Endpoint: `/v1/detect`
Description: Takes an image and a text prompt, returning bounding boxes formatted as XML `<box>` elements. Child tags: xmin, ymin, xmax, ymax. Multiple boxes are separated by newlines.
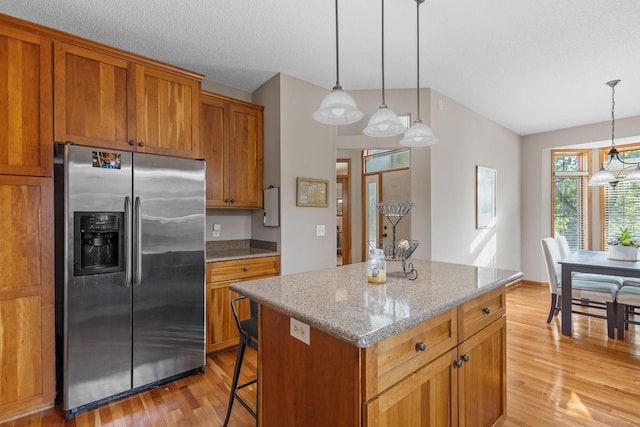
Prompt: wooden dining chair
<box><xmin>541</xmin><ymin>238</ymin><xmax>619</xmax><ymax>338</ymax></box>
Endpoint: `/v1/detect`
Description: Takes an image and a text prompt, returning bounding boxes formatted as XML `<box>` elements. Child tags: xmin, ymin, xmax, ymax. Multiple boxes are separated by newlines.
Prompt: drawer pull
<box><xmin>482</xmin><ymin>307</ymin><xmax>491</xmax><ymax>315</ymax></box>
<box><xmin>454</xmin><ymin>359</ymin><xmax>463</xmax><ymax>368</ymax></box>
<box><xmin>243</xmin><ymin>266</ymin><xmax>249</xmax><ymax>272</ymax></box>
<box><xmin>461</xmin><ymin>353</ymin><xmax>470</xmax><ymax>362</ymax></box>
<box><xmin>415</xmin><ymin>341</ymin><xmax>427</xmax><ymax>352</ymax></box>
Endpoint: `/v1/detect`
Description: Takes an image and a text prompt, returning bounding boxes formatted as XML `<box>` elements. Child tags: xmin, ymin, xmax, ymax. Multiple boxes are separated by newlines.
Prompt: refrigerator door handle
<box><xmin>124</xmin><ymin>197</ymin><xmax>132</xmax><ymax>287</ymax></box>
<box><xmin>134</xmin><ymin>196</ymin><xmax>142</xmax><ymax>285</ymax></box>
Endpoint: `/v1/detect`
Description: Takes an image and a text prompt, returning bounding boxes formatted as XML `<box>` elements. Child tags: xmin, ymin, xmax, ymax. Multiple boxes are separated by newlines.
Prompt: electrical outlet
<box><xmin>212</xmin><ymin>223</ymin><xmax>221</xmax><ymax>237</ymax></box>
<box><xmin>290</xmin><ymin>318</ymin><xmax>310</xmax><ymax>345</ymax></box>
<box><xmin>316</xmin><ymin>224</ymin><xmax>326</xmax><ymax>236</ymax></box>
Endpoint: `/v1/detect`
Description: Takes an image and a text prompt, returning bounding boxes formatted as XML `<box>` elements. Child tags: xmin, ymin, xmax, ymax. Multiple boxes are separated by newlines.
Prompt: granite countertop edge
<box><xmin>231</xmin><ymin>268</ymin><xmax>523</xmax><ymax>348</ymax></box>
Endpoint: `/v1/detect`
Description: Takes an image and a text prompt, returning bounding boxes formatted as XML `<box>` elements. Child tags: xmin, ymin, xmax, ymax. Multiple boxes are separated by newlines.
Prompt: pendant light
<box><xmin>314</xmin><ymin>0</ymin><xmax>363</xmax><ymax>125</ymax></box>
<box><xmin>400</xmin><ymin>0</ymin><xmax>438</xmax><ymax>147</ymax></box>
<box><xmin>588</xmin><ymin>80</ymin><xmax>640</xmax><ymax>187</ymax></box>
<box><xmin>363</xmin><ymin>0</ymin><xmax>406</xmax><ymax>137</ymax></box>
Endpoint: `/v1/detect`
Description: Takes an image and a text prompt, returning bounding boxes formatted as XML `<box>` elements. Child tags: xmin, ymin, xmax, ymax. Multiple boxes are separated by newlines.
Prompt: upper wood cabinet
<box><xmin>54</xmin><ymin>41</ymin><xmax>201</xmax><ymax>159</ymax></box>
<box><xmin>201</xmin><ymin>91</ymin><xmax>264</xmax><ymax>208</ymax></box>
<box><xmin>0</xmin><ymin>26</ymin><xmax>52</xmax><ymax>177</ymax></box>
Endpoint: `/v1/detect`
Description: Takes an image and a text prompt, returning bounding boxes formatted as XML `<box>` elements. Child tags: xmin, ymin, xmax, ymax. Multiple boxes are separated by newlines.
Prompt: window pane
<box><xmin>604</xmin><ymin>181</ymin><xmax>640</xmax><ymax>248</ymax></box>
<box><xmin>552</xmin><ymin>151</ymin><xmax>589</xmax><ymax>251</ymax></box>
<box><xmin>365</xmin><ymin>150</ymin><xmax>410</xmax><ymax>173</ymax></box>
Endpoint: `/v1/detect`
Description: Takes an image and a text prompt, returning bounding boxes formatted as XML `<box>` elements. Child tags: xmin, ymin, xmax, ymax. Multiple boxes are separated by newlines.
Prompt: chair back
<box><xmin>541</xmin><ymin>237</ymin><xmax>562</xmax><ymax>295</ymax></box>
<box><xmin>555</xmin><ymin>234</ymin><xmax>571</xmax><ymax>259</ymax></box>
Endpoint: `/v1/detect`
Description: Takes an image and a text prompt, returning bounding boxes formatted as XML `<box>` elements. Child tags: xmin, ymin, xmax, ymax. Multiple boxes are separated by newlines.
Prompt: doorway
<box><xmin>362</xmin><ymin>149</ymin><xmax>411</xmax><ymax>260</ymax></box>
<box><xmin>337</xmin><ymin>159</ymin><xmax>351</xmax><ymax>265</ymax></box>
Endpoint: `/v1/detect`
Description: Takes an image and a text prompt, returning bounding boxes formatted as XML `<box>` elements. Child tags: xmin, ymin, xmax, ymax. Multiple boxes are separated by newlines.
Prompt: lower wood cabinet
<box><xmin>259</xmin><ymin>286</ymin><xmax>506</xmax><ymax>427</ymax></box>
<box><xmin>0</xmin><ymin>176</ymin><xmax>54</xmax><ymax>421</ymax></box>
<box><xmin>206</xmin><ymin>256</ymin><xmax>279</xmax><ymax>353</ymax></box>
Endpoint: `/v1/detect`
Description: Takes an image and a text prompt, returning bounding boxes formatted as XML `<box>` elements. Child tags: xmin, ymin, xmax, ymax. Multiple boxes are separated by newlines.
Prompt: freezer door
<box><xmin>132</xmin><ymin>153</ymin><xmax>205</xmax><ymax>387</ymax></box>
<box><xmin>63</xmin><ymin>145</ymin><xmax>133</xmax><ymax>410</ymax></box>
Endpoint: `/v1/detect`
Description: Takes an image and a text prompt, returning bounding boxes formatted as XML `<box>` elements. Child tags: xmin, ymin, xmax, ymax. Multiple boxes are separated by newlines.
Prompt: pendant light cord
<box><xmin>334</xmin><ymin>0</ymin><xmax>340</xmax><ymax>87</ymax></box>
<box><xmin>380</xmin><ymin>0</ymin><xmax>387</xmax><ymax>107</ymax></box>
<box><xmin>610</xmin><ymin>80</ymin><xmax>616</xmax><ymax>149</ymax></box>
<box><xmin>415</xmin><ymin>0</ymin><xmax>423</xmax><ymax>122</ymax></box>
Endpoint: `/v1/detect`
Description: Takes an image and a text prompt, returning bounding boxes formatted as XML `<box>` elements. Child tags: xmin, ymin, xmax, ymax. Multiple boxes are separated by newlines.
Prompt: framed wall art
<box><xmin>476</xmin><ymin>166</ymin><xmax>497</xmax><ymax>229</ymax></box>
<box><xmin>296</xmin><ymin>177</ymin><xmax>329</xmax><ymax>207</ymax></box>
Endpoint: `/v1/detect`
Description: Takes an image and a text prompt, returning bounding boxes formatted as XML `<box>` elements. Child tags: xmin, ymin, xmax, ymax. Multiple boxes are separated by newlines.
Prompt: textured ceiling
<box><xmin>2</xmin><ymin>0</ymin><xmax>640</xmax><ymax>136</ymax></box>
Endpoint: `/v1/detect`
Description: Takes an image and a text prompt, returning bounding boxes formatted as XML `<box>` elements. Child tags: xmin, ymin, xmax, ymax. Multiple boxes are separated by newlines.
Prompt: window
<box><xmin>602</xmin><ymin>145</ymin><xmax>640</xmax><ymax>248</ymax></box>
<box><xmin>552</xmin><ymin>151</ymin><xmax>590</xmax><ymax>250</ymax></box>
<box><xmin>364</xmin><ymin>149</ymin><xmax>409</xmax><ymax>173</ymax></box>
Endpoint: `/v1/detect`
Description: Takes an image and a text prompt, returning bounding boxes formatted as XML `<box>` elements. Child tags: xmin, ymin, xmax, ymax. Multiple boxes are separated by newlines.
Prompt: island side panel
<box><xmin>259</xmin><ymin>305</ymin><xmax>362</xmax><ymax>427</ymax></box>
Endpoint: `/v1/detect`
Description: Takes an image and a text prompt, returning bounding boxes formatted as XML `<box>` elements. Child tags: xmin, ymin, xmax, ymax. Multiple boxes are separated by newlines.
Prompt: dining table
<box><xmin>558</xmin><ymin>250</ymin><xmax>640</xmax><ymax>336</ymax></box>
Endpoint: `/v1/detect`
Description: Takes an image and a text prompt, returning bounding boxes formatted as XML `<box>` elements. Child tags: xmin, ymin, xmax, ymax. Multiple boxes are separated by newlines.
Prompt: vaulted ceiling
<box><xmin>3</xmin><ymin>0</ymin><xmax>640</xmax><ymax>136</ymax></box>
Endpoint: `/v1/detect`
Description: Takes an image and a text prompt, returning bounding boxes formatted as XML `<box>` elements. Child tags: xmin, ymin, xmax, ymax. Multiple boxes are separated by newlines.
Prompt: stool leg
<box><xmin>223</xmin><ymin>339</ymin><xmax>248</xmax><ymax>427</ymax></box>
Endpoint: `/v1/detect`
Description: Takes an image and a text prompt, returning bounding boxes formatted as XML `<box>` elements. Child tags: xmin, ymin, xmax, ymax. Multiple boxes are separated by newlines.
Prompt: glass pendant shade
<box><xmin>313</xmin><ymin>85</ymin><xmax>363</xmax><ymax>125</ymax></box>
<box><xmin>623</xmin><ymin>165</ymin><xmax>640</xmax><ymax>183</ymax></box>
<box><xmin>363</xmin><ymin>106</ymin><xmax>406</xmax><ymax>137</ymax></box>
<box><xmin>588</xmin><ymin>164</ymin><xmax>616</xmax><ymax>186</ymax></box>
<box><xmin>400</xmin><ymin>121</ymin><xmax>438</xmax><ymax>147</ymax></box>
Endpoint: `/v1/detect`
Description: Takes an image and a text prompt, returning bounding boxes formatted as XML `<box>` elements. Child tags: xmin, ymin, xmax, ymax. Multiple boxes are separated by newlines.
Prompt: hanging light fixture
<box><xmin>363</xmin><ymin>0</ymin><xmax>406</xmax><ymax>137</ymax></box>
<box><xmin>588</xmin><ymin>79</ymin><xmax>640</xmax><ymax>187</ymax></box>
<box><xmin>400</xmin><ymin>0</ymin><xmax>438</xmax><ymax>147</ymax></box>
<box><xmin>314</xmin><ymin>0</ymin><xmax>363</xmax><ymax>125</ymax></box>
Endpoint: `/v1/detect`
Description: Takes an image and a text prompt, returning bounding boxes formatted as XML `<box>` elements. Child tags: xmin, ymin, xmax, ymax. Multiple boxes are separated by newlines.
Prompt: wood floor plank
<box><xmin>3</xmin><ymin>283</ymin><xmax>640</xmax><ymax>426</ymax></box>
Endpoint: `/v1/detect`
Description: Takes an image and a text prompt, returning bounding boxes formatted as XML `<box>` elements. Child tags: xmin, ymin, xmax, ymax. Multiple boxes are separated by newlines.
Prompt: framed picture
<box><xmin>296</xmin><ymin>177</ymin><xmax>329</xmax><ymax>207</ymax></box>
<box><xmin>476</xmin><ymin>166</ymin><xmax>497</xmax><ymax>229</ymax></box>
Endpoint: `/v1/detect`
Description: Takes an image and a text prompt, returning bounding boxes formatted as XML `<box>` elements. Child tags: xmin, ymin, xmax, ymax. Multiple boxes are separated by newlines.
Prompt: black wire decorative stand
<box><xmin>371</xmin><ymin>201</ymin><xmax>419</xmax><ymax>280</ymax></box>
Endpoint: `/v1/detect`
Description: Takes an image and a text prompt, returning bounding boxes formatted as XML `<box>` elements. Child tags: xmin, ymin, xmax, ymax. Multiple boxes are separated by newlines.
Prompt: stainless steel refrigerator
<box><xmin>54</xmin><ymin>143</ymin><xmax>205</xmax><ymax>418</ymax></box>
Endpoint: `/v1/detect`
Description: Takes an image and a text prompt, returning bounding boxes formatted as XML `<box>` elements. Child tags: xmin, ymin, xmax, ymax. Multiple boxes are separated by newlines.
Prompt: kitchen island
<box><xmin>231</xmin><ymin>259</ymin><xmax>522</xmax><ymax>427</ymax></box>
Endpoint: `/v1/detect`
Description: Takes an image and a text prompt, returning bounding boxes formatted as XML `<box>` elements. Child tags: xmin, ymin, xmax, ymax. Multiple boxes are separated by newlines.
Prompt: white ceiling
<box><xmin>2</xmin><ymin>0</ymin><xmax>640</xmax><ymax>136</ymax></box>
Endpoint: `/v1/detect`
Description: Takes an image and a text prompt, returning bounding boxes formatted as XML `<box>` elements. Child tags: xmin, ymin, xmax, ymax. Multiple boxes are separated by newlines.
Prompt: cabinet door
<box><xmin>135</xmin><ymin>65</ymin><xmax>200</xmax><ymax>159</ymax></box>
<box><xmin>54</xmin><ymin>42</ymin><xmax>133</xmax><ymax>150</ymax></box>
<box><xmin>206</xmin><ymin>281</ymin><xmax>250</xmax><ymax>353</ymax></box>
<box><xmin>364</xmin><ymin>348</ymin><xmax>457</xmax><ymax>427</ymax></box>
<box><xmin>0</xmin><ymin>176</ymin><xmax>54</xmax><ymax>419</ymax></box>
<box><xmin>227</xmin><ymin>103</ymin><xmax>263</xmax><ymax>208</ymax></box>
<box><xmin>457</xmin><ymin>316</ymin><xmax>506</xmax><ymax>427</ymax></box>
<box><xmin>0</xmin><ymin>26</ymin><xmax>52</xmax><ymax>177</ymax></box>
<box><xmin>201</xmin><ymin>95</ymin><xmax>228</xmax><ymax>207</ymax></box>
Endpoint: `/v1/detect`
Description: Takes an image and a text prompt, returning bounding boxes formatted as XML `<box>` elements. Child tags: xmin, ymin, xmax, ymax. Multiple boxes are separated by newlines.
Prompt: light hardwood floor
<box><xmin>3</xmin><ymin>283</ymin><xmax>640</xmax><ymax>426</ymax></box>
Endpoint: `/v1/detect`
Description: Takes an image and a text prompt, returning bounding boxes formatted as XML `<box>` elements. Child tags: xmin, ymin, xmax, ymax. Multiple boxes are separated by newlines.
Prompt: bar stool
<box><xmin>223</xmin><ymin>296</ymin><xmax>258</xmax><ymax>426</ymax></box>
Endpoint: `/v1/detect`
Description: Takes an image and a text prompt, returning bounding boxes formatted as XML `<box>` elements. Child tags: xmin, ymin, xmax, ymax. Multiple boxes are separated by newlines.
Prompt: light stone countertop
<box><xmin>206</xmin><ymin>247</ymin><xmax>278</xmax><ymax>263</ymax></box>
<box><xmin>230</xmin><ymin>259</ymin><xmax>523</xmax><ymax>348</ymax></box>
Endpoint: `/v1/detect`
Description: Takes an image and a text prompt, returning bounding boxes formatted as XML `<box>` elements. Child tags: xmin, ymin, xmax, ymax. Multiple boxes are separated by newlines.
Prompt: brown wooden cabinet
<box><xmin>201</xmin><ymin>91</ymin><xmax>264</xmax><ymax>208</ymax></box>
<box><xmin>206</xmin><ymin>256</ymin><xmax>279</xmax><ymax>353</ymax></box>
<box><xmin>0</xmin><ymin>176</ymin><xmax>54</xmax><ymax>421</ymax></box>
<box><xmin>54</xmin><ymin>41</ymin><xmax>201</xmax><ymax>159</ymax></box>
<box><xmin>0</xmin><ymin>25</ymin><xmax>52</xmax><ymax>177</ymax></box>
<box><xmin>260</xmin><ymin>286</ymin><xmax>507</xmax><ymax>427</ymax></box>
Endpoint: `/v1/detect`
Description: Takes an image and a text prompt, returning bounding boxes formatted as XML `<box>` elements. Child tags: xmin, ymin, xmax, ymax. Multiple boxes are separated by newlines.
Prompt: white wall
<box><xmin>206</xmin><ymin>210</ymin><xmax>252</xmax><ymax>240</ymax></box>
<box><xmin>521</xmin><ymin>115</ymin><xmax>640</xmax><ymax>282</ymax></box>
<box><xmin>430</xmin><ymin>91</ymin><xmax>521</xmax><ymax>271</ymax></box>
<box><xmin>251</xmin><ymin>75</ymin><xmax>282</xmax><ymax>249</ymax></box>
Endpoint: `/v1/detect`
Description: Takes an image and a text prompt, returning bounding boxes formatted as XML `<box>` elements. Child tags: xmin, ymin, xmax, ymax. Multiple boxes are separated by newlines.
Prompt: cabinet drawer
<box><xmin>458</xmin><ymin>286</ymin><xmax>505</xmax><ymax>342</ymax></box>
<box><xmin>364</xmin><ymin>308</ymin><xmax>457</xmax><ymax>400</ymax></box>
<box><xmin>206</xmin><ymin>256</ymin><xmax>279</xmax><ymax>283</ymax></box>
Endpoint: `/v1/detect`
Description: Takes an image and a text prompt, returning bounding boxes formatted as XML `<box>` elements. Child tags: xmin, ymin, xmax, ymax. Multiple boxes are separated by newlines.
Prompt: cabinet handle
<box><xmin>224</xmin><ymin>199</ymin><xmax>230</xmax><ymax>203</ymax></box>
<box><xmin>243</xmin><ymin>266</ymin><xmax>249</xmax><ymax>272</ymax></box>
<box><xmin>128</xmin><ymin>140</ymin><xmax>135</xmax><ymax>146</ymax></box>
<box><xmin>415</xmin><ymin>342</ymin><xmax>427</xmax><ymax>352</ymax></box>
<box><xmin>230</xmin><ymin>199</ymin><xmax>235</xmax><ymax>203</ymax></box>
<box><xmin>453</xmin><ymin>360</ymin><xmax>463</xmax><ymax>368</ymax></box>
<box><xmin>138</xmin><ymin>141</ymin><xmax>145</xmax><ymax>147</ymax></box>
<box><xmin>461</xmin><ymin>353</ymin><xmax>470</xmax><ymax>362</ymax></box>
<box><xmin>482</xmin><ymin>307</ymin><xmax>491</xmax><ymax>315</ymax></box>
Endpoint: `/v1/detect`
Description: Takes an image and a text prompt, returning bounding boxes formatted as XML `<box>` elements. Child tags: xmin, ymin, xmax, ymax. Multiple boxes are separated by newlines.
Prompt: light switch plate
<box><xmin>316</xmin><ymin>224</ymin><xmax>325</xmax><ymax>236</ymax></box>
<box><xmin>290</xmin><ymin>318</ymin><xmax>310</xmax><ymax>345</ymax></box>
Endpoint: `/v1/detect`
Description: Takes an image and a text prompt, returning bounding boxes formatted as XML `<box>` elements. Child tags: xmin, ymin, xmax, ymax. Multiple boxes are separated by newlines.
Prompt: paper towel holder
<box><xmin>263</xmin><ymin>186</ymin><xmax>280</xmax><ymax>227</ymax></box>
